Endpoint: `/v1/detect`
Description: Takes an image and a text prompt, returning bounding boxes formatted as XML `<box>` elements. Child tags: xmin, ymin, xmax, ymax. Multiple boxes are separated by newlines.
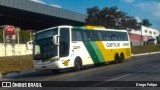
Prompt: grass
<box><xmin>132</xmin><ymin>45</ymin><xmax>160</xmax><ymax>54</ymax></box>
<box><xmin>0</xmin><ymin>55</ymin><xmax>34</xmax><ymax>74</ymax></box>
<box><xmin>0</xmin><ymin>45</ymin><xmax>160</xmax><ymax>74</ymax></box>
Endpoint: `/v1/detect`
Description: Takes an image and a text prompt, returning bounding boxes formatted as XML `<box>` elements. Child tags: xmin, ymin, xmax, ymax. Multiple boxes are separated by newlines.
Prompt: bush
<box><xmin>0</xmin><ymin>29</ymin><xmax>32</xmax><ymax>44</ymax></box>
<box><xmin>19</xmin><ymin>30</ymin><xmax>31</xmax><ymax>44</ymax></box>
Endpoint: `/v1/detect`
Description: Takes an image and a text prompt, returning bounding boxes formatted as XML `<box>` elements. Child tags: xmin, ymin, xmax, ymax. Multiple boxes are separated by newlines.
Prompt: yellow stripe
<box><xmin>85</xmin><ymin>26</ymin><xmax>106</xmax><ymax>30</ymax></box>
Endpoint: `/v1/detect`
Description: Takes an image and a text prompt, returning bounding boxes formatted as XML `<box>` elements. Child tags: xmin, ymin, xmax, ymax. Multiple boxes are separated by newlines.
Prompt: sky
<box><xmin>30</xmin><ymin>0</ymin><xmax>160</xmax><ymax>31</ymax></box>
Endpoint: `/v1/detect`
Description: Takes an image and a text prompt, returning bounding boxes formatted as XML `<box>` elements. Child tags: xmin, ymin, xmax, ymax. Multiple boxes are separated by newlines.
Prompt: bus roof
<box><xmin>36</xmin><ymin>25</ymin><xmax>128</xmax><ymax>33</ymax></box>
<box><xmin>72</xmin><ymin>26</ymin><xmax>128</xmax><ymax>32</ymax></box>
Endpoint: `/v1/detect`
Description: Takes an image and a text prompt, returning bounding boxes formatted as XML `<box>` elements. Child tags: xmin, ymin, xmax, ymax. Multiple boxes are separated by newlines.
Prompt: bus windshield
<box><xmin>33</xmin><ymin>28</ymin><xmax>58</xmax><ymax>61</ymax></box>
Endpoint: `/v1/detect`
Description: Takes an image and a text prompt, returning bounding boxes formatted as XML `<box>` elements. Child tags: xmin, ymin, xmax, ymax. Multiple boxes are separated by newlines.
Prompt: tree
<box><xmin>85</xmin><ymin>6</ymin><xmax>140</xmax><ymax>29</ymax></box>
<box><xmin>141</xmin><ymin>19</ymin><xmax>152</xmax><ymax>27</ymax></box>
<box><xmin>85</xmin><ymin>6</ymin><xmax>100</xmax><ymax>26</ymax></box>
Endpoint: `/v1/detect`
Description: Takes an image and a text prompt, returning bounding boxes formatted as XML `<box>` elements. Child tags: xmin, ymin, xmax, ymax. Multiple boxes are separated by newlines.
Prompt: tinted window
<box><xmin>93</xmin><ymin>31</ymin><xmax>103</xmax><ymax>41</ymax></box>
<box><xmin>116</xmin><ymin>32</ymin><xmax>128</xmax><ymax>41</ymax></box>
<box><xmin>82</xmin><ymin>31</ymin><xmax>88</xmax><ymax>41</ymax></box>
<box><xmin>76</xmin><ymin>31</ymin><xmax>83</xmax><ymax>41</ymax></box>
<box><xmin>102</xmin><ymin>31</ymin><xmax>128</xmax><ymax>41</ymax></box>
<box><xmin>102</xmin><ymin>31</ymin><xmax>111</xmax><ymax>41</ymax></box>
<box><xmin>72</xmin><ymin>31</ymin><xmax>77</xmax><ymax>41</ymax></box>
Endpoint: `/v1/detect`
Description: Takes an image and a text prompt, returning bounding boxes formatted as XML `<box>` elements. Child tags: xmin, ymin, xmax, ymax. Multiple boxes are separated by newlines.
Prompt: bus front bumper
<box><xmin>34</xmin><ymin>61</ymin><xmax>61</xmax><ymax>71</ymax></box>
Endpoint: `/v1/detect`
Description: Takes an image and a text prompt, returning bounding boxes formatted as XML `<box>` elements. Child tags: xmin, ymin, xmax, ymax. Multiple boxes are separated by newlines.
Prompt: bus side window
<box><xmin>111</xmin><ymin>32</ymin><xmax>118</xmax><ymax>41</ymax></box>
<box><xmin>76</xmin><ymin>31</ymin><xmax>83</xmax><ymax>41</ymax></box>
<box><xmin>124</xmin><ymin>32</ymin><xmax>128</xmax><ymax>41</ymax></box>
<box><xmin>82</xmin><ymin>31</ymin><xmax>88</xmax><ymax>41</ymax></box>
<box><xmin>104</xmin><ymin>31</ymin><xmax>111</xmax><ymax>41</ymax></box>
<box><xmin>116</xmin><ymin>33</ymin><xmax>121</xmax><ymax>41</ymax></box>
<box><xmin>72</xmin><ymin>31</ymin><xmax>77</xmax><ymax>41</ymax></box>
<box><xmin>86</xmin><ymin>31</ymin><xmax>94</xmax><ymax>41</ymax></box>
<box><xmin>94</xmin><ymin>31</ymin><xmax>102</xmax><ymax>41</ymax></box>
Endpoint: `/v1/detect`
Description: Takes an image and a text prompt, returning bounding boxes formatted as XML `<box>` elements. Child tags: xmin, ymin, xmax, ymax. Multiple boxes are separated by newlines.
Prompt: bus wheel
<box><xmin>114</xmin><ymin>53</ymin><xmax>120</xmax><ymax>64</ymax></box>
<box><xmin>52</xmin><ymin>69</ymin><xmax>60</xmax><ymax>74</ymax></box>
<box><xmin>74</xmin><ymin>57</ymin><xmax>82</xmax><ymax>71</ymax></box>
<box><xmin>119</xmin><ymin>53</ymin><xmax>125</xmax><ymax>63</ymax></box>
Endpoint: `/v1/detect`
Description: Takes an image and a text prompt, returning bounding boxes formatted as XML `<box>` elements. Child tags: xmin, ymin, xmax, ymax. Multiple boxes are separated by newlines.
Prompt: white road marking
<box><xmin>107</xmin><ymin>74</ymin><xmax>132</xmax><ymax>81</ymax></box>
<box><xmin>92</xmin><ymin>74</ymin><xmax>132</xmax><ymax>86</ymax></box>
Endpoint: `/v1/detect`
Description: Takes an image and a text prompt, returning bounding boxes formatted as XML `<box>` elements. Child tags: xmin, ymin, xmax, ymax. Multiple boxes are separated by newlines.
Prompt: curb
<box><xmin>132</xmin><ymin>51</ymin><xmax>160</xmax><ymax>57</ymax></box>
<box><xmin>1</xmin><ymin>70</ymin><xmax>35</xmax><ymax>79</ymax></box>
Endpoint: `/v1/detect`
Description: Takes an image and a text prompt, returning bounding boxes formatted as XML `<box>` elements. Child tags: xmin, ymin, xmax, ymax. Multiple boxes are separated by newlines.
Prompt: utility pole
<box><xmin>141</xmin><ymin>25</ymin><xmax>143</xmax><ymax>46</ymax></box>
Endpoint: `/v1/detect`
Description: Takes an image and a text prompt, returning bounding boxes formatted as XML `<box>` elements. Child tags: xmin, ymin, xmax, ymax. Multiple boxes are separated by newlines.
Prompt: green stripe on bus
<box><xmin>90</xmin><ymin>42</ymin><xmax>105</xmax><ymax>63</ymax></box>
<box><xmin>73</xmin><ymin>26</ymin><xmax>86</xmax><ymax>30</ymax></box>
<box><xmin>83</xmin><ymin>41</ymin><xmax>100</xmax><ymax>64</ymax></box>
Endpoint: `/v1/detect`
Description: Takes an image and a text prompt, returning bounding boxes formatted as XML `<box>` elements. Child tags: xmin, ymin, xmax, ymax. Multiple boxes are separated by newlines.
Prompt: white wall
<box><xmin>129</xmin><ymin>29</ymin><xmax>141</xmax><ymax>35</ymax></box>
<box><xmin>0</xmin><ymin>43</ymin><xmax>32</xmax><ymax>57</ymax></box>
<box><xmin>141</xmin><ymin>26</ymin><xmax>159</xmax><ymax>37</ymax></box>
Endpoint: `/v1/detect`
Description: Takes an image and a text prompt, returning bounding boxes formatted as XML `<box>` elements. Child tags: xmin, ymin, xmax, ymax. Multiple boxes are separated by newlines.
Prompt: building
<box><xmin>129</xmin><ymin>25</ymin><xmax>160</xmax><ymax>46</ymax></box>
<box><xmin>0</xmin><ymin>0</ymin><xmax>87</xmax><ymax>57</ymax></box>
<box><xmin>0</xmin><ymin>0</ymin><xmax>87</xmax><ymax>30</ymax></box>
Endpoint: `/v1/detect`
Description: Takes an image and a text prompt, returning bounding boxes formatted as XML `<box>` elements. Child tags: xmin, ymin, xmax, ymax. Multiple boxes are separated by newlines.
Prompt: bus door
<box><xmin>59</xmin><ymin>28</ymin><xmax>70</xmax><ymax>57</ymax></box>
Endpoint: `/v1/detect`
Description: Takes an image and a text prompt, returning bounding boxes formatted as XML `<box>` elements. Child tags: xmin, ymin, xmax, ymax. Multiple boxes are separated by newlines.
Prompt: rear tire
<box><xmin>119</xmin><ymin>53</ymin><xmax>125</xmax><ymax>63</ymax></box>
<box><xmin>74</xmin><ymin>57</ymin><xmax>82</xmax><ymax>71</ymax></box>
<box><xmin>114</xmin><ymin>53</ymin><xmax>120</xmax><ymax>64</ymax></box>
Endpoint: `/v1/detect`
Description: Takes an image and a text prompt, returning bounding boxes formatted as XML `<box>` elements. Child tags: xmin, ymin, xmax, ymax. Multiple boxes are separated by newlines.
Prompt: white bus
<box><xmin>33</xmin><ymin>25</ymin><xmax>131</xmax><ymax>72</ymax></box>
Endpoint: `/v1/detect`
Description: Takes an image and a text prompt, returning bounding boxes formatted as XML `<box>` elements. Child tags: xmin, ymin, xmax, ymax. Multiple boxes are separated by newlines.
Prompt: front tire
<box><xmin>74</xmin><ymin>57</ymin><xmax>82</xmax><ymax>71</ymax></box>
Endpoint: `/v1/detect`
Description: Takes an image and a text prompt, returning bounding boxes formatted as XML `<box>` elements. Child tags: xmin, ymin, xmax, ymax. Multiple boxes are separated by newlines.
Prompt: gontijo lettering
<box><xmin>106</xmin><ymin>43</ymin><xmax>120</xmax><ymax>47</ymax></box>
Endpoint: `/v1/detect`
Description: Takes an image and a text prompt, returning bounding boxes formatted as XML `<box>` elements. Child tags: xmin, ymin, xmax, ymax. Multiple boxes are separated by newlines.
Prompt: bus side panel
<box><xmin>102</xmin><ymin>41</ymin><xmax>131</xmax><ymax>61</ymax></box>
<box><xmin>71</xmin><ymin>41</ymin><xmax>94</xmax><ymax>65</ymax></box>
<box><xmin>96</xmin><ymin>41</ymin><xmax>112</xmax><ymax>61</ymax></box>
<box><xmin>82</xmin><ymin>41</ymin><xmax>100</xmax><ymax>64</ymax></box>
<box><xmin>89</xmin><ymin>41</ymin><xmax>105</xmax><ymax>63</ymax></box>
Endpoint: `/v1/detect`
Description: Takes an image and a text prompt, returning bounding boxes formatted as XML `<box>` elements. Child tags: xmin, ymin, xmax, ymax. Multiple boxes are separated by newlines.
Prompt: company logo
<box><xmin>4</xmin><ymin>26</ymin><xmax>16</xmax><ymax>35</ymax></box>
<box><xmin>2</xmin><ymin>82</ymin><xmax>11</xmax><ymax>87</ymax></box>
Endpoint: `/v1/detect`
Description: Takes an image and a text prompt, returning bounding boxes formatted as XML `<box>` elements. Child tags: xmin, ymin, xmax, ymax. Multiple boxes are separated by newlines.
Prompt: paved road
<box><xmin>1</xmin><ymin>53</ymin><xmax>160</xmax><ymax>90</ymax></box>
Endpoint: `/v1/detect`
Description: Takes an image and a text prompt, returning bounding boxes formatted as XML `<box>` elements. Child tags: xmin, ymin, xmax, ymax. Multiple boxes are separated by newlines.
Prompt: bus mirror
<box><xmin>53</xmin><ymin>35</ymin><xmax>60</xmax><ymax>45</ymax></box>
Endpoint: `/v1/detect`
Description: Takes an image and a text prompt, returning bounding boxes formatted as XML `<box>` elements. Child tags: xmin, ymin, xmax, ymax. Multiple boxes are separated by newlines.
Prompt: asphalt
<box><xmin>0</xmin><ymin>53</ymin><xmax>160</xmax><ymax>90</ymax></box>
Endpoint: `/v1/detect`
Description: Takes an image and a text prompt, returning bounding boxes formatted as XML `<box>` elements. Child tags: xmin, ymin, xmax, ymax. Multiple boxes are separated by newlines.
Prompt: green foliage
<box><xmin>86</xmin><ymin>6</ymin><xmax>150</xmax><ymax>30</ymax></box>
<box><xmin>19</xmin><ymin>30</ymin><xmax>30</xmax><ymax>44</ymax></box>
<box><xmin>141</xmin><ymin>19</ymin><xmax>152</xmax><ymax>27</ymax></box>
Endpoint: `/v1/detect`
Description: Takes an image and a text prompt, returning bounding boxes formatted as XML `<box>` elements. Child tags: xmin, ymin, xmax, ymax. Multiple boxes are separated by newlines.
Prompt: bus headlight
<box><xmin>50</xmin><ymin>59</ymin><xmax>59</xmax><ymax>63</ymax></box>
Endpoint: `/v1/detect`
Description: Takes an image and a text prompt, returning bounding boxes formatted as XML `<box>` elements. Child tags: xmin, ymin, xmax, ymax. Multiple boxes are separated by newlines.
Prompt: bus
<box><xmin>33</xmin><ymin>25</ymin><xmax>131</xmax><ymax>72</ymax></box>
